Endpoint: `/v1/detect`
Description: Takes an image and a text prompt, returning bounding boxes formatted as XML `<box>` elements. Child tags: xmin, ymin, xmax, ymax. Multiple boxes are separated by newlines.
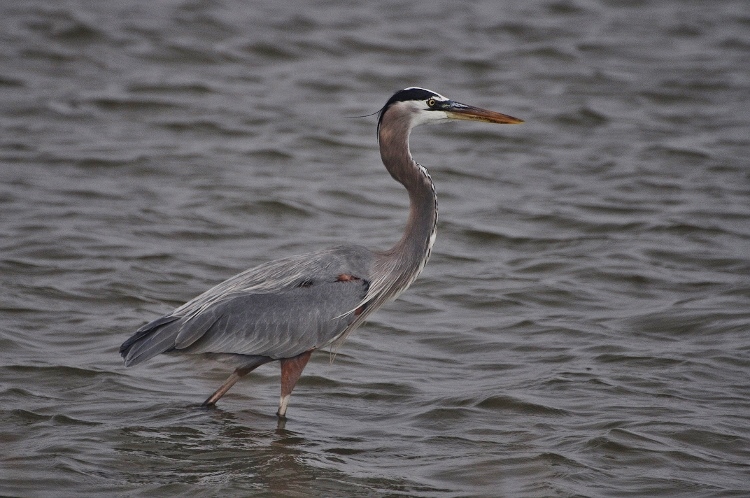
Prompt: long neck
<box><xmin>375</xmin><ymin>109</ymin><xmax>438</xmax><ymax>297</ymax></box>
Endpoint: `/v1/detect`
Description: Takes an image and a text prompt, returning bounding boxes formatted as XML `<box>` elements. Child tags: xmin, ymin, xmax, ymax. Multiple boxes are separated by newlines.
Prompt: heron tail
<box><xmin>119</xmin><ymin>315</ymin><xmax>181</xmax><ymax>367</ymax></box>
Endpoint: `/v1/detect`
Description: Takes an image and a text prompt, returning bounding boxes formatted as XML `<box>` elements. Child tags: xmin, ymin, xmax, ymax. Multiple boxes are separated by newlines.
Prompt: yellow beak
<box><xmin>445</xmin><ymin>102</ymin><xmax>524</xmax><ymax>124</ymax></box>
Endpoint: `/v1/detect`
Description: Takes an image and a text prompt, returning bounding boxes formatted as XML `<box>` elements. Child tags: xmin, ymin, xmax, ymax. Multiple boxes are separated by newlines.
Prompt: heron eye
<box><xmin>427</xmin><ymin>98</ymin><xmax>436</xmax><ymax>108</ymax></box>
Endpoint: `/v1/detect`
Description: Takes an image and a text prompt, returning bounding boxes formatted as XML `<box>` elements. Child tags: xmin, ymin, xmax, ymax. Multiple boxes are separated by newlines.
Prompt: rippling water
<box><xmin>2</xmin><ymin>0</ymin><xmax>749</xmax><ymax>496</ymax></box>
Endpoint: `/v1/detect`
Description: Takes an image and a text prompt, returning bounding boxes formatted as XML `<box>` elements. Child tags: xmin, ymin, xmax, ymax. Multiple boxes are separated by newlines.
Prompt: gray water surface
<box><xmin>2</xmin><ymin>0</ymin><xmax>749</xmax><ymax>496</ymax></box>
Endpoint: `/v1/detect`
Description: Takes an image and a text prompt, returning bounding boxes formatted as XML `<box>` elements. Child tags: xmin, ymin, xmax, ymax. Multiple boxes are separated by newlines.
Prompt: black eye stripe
<box><xmin>377</xmin><ymin>88</ymin><xmax>448</xmax><ymax>130</ymax></box>
<box><xmin>388</xmin><ymin>88</ymin><xmax>437</xmax><ymax>104</ymax></box>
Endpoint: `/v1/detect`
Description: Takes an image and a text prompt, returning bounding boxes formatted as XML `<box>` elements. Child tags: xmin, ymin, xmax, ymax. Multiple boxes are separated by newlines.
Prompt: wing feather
<box><xmin>182</xmin><ymin>278</ymin><xmax>367</xmax><ymax>358</ymax></box>
<box><xmin>120</xmin><ymin>245</ymin><xmax>374</xmax><ymax>366</ymax></box>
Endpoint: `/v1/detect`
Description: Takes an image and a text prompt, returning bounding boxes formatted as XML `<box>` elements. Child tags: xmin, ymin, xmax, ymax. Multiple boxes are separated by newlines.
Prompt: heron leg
<box><xmin>277</xmin><ymin>350</ymin><xmax>313</xmax><ymax>418</ymax></box>
<box><xmin>202</xmin><ymin>357</ymin><xmax>272</xmax><ymax>407</ymax></box>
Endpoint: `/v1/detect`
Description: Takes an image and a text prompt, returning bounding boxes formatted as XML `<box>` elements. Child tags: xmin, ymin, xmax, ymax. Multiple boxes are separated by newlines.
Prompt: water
<box><xmin>1</xmin><ymin>0</ymin><xmax>749</xmax><ymax>495</ymax></box>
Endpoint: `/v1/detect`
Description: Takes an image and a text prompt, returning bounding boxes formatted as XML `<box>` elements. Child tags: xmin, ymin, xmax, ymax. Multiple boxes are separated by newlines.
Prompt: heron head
<box><xmin>377</xmin><ymin>87</ymin><xmax>523</xmax><ymax>133</ymax></box>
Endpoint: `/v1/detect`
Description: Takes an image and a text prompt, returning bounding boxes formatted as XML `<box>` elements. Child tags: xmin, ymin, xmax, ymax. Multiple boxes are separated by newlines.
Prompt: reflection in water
<box><xmin>114</xmin><ymin>406</ymin><xmax>427</xmax><ymax>496</ymax></box>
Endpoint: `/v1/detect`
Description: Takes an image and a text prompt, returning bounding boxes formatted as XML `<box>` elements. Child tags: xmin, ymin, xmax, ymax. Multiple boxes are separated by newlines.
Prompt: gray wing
<box><xmin>121</xmin><ymin>245</ymin><xmax>373</xmax><ymax>366</ymax></box>
<box><xmin>176</xmin><ymin>278</ymin><xmax>368</xmax><ymax>357</ymax></box>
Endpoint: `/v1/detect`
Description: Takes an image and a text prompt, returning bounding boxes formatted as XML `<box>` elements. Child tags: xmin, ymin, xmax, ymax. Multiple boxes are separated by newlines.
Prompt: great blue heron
<box><xmin>120</xmin><ymin>87</ymin><xmax>522</xmax><ymax>417</ymax></box>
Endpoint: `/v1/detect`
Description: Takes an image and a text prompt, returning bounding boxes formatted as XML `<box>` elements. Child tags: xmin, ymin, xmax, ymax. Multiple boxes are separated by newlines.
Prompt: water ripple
<box><xmin>1</xmin><ymin>0</ymin><xmax>749</xmax><ymax>496</ymax></box>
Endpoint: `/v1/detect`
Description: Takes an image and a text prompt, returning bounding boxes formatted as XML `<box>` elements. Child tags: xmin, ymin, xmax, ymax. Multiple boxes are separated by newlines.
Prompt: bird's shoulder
<box><xmin>227</xmin><ymin>244</ymin><xmax>373</xmax><ymax>291</ymax></box>
<box><xmin>174</xmin><ymin>244</ymin><xmax>374</xmax><ymax>315</ymax></box>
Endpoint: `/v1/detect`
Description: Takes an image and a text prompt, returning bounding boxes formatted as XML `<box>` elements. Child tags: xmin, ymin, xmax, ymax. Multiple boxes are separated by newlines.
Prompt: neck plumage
<box><xmin>374</xmin><ymin>109</ymin><xmax>438</xmax><ymax>300</ymax></box>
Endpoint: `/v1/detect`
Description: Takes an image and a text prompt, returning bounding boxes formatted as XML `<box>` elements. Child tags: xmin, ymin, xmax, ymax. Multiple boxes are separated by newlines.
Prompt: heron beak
<box><xmin>445</xmin><ymin>102</ymin><xmax>524</xmax><ymax>124</ymax></box>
